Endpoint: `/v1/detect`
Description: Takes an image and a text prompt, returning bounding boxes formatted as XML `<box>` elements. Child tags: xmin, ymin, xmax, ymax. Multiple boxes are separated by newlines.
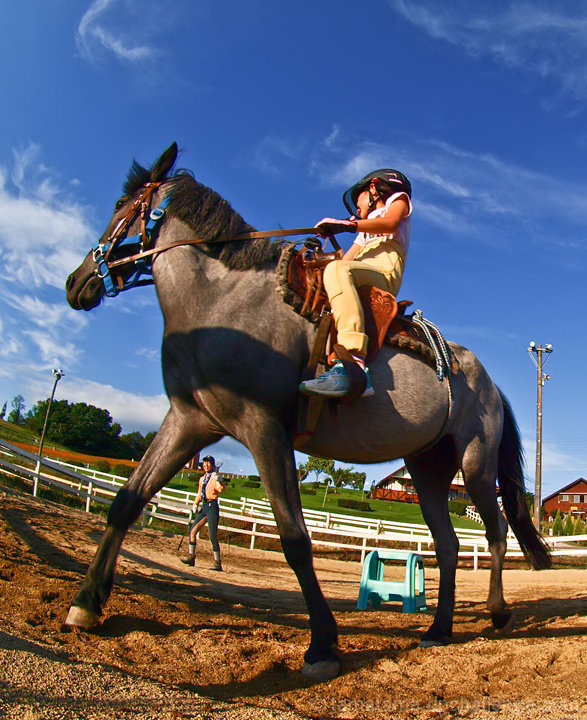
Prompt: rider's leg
<box><xmin>299</xmin><ymin>260</ymin><xmax>394</xmax><ymax>398</ymax></box>
<box><xmin>206</xmin><ymin>502</ymin><xmax>222</xmax><ymax>570</ymax></box>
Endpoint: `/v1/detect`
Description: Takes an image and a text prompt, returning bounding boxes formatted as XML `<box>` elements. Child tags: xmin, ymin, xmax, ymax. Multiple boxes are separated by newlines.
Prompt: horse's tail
<box><xmin>497</xmin><ymin>391</ymin><xmax>551</xmax><ymax>570</ymax></box>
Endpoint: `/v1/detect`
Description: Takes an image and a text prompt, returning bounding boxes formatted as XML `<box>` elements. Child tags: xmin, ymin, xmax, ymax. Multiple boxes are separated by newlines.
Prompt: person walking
<box><xmin>181</xmin><ymin>455</ymin><xmax>226</xmax><ymax>571</ymax></box>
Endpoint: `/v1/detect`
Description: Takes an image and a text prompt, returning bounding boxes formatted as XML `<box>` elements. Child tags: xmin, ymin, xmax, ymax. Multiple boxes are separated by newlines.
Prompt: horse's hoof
<box><xmin>301</xmin><ymin>660</ymin><xmax>340</xmax><ymax>681</ymax></box>
<box><xmin>491</xmin><ymin>610</ymin><xmax>516</xmax><ymax>632</ymax></box>
<box><xmin>418</xmin><ymin>638</ymin><xmax>446</xmax><ymax>648</ymax></box>
<box><xmin>65</xmin><ymin>605</ymin><xmax>99</xmax><ymax>629</ymax></box>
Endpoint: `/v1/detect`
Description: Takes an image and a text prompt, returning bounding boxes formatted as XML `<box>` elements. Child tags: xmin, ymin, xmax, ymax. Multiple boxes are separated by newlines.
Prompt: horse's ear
<box><xmin>151</xmin><ymin>142</ymin><xmax>178</xmax><ymax>183</ymax></box>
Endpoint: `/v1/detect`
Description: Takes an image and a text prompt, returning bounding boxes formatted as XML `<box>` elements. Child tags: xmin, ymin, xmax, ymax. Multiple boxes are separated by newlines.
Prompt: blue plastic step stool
<box><xmin>357</xmin><ymin>550</ymin><xmax>427</xmax><ymax>612</ymax></box>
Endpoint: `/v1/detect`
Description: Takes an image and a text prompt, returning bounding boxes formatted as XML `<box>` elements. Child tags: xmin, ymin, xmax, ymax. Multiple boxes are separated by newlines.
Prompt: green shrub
<box><xmin>300</xmin><ymin>486</ymin><xmax>317</xmax><ymax>495</ymax></box>
<box><xmin>337</xmin><ymin>498</ymin><xmax>371</xmax><ymax>512</ymax></box>
<box><xmin>573</xmin><ymin>516</ymin><xmax>585</xmax><ymax>535</ymax></box>
<box><xmin>95</xmin><ymin>460</ymin><xmax>111</xmax><ymax>474</ymax></box>
<box><xmin>552</xmin><ymin>510</ymin><xmax>563</xmax><ymax>535</ymax></box>
<box><xmin>247</xmin><ymin>475</ymin><xmax>261</xmax><ymax>483</ymax></box>
<box><xmin>113</xmin><ymin>463</ymin><xmax>133</xmax><ymax>478</ymax></box>
<box><xmin>448</xmin><ymin>500</ymin><xmax>468</xmax><ymax>516</ymax></box>
<box><xmin>243</xmin><ymin>480</ymin><xmax>260</xmax><ymax>488</ymax></box>
<box><xmin>563</xmin><ymin>513</ymin><xmax>575</xmax><ymax>536</ymax></box>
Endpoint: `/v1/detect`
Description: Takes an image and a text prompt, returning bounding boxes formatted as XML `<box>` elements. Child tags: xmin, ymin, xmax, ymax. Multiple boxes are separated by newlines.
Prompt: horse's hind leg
<box><xmin>66</xmin><ymin>403</ymin><xmax>221</xmax><ymax>628</ymax></box>
<box><xmin>461</xmin><ymin>440</ymin><xmax>512</xmax><ymax>630</ymax></box>
<box><xmin>405</xmin><ymin>436</ymin><xmax>460</xmax><ymax>646</ymax></box>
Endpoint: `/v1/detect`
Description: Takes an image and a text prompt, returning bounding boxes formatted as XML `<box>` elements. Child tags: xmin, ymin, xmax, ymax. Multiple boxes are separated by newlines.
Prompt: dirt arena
<box><xmin>0</xmin><ymin>486</ymin><xmax>585</xmax><ymax>720</ymax></box>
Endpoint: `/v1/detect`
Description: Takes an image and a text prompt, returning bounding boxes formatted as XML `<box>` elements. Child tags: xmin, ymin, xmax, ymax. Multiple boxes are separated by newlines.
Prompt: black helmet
<box><xmin>202</xmin><ymin>455</ymin><xmax>215</xmax><ymax>467</ymax></box>
<box><xmin>342</xmin><ymin>169</ymin><xmax>411</xmax><ymax>216</ymax></box>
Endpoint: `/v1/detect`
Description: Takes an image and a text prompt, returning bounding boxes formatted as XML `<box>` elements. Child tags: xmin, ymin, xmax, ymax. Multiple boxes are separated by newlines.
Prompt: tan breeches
<box><xmin>323</xmin><ymin>255</ymin><xmax>403</xmax><ymax>356</ymax></box>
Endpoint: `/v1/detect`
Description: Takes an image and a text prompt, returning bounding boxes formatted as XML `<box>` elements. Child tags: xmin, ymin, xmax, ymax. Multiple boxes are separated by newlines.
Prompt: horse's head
<box><xmin>66</xmin><ymin>143</ymin><xmax>179</xmax><ymax>311</ymax></box>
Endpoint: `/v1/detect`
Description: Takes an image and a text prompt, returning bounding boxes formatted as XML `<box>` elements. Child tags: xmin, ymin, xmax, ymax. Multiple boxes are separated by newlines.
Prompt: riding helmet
<box><xmin>202</xmin><ymin>455</ymin><xmax>216</xmax><ymax>467</ymax></box>
<box><xmin>342</xmin><ymin>169</ymin><xmax>412</xmax><ymax>216</ymax></box>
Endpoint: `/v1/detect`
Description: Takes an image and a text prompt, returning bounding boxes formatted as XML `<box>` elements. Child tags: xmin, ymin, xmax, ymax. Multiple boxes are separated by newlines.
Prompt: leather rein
<box><xmin>93</xmin><ymin>181</ymin><xmax>336</xmax><ymax>297</ymax></box>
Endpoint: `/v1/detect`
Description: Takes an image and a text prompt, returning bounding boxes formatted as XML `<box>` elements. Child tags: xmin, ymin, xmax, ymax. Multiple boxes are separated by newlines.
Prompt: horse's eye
<box><xmin>115</xmin><ymin>198</ymin><xmax>127</xmax><ymax>211</ymax></box>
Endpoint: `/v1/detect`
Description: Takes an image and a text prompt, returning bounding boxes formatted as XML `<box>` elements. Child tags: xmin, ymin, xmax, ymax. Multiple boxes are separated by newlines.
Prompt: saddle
<box><xmin>277</xmin><ymin>242</ymin><xmax>458</xmax><ymax>446</ymax></box>
<box><xmin>277</xmin><ymin>242</ymin><xmax>431</xmax><ymax>364</ymax></box>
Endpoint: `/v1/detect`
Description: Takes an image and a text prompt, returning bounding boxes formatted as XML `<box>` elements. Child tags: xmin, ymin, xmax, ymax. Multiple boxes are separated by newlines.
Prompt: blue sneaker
<box><xmin>299</xmin><ymin>362</ymin><xmax>374</xmax><ymax>398</ymax></box>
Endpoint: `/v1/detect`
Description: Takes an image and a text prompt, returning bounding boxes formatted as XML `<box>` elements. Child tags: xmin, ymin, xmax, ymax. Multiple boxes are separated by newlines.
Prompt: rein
<box><xmin>93</xmin><ymin>180</ymin><xmax>335</xmax><ymax>297</ymax></box>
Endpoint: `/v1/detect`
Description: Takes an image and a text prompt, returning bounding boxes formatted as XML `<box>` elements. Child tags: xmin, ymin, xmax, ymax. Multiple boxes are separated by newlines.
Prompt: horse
<box><xmin>65</xmin><ymin>142</ymin><xmax>551</xmax><ymax>681</ymax></box>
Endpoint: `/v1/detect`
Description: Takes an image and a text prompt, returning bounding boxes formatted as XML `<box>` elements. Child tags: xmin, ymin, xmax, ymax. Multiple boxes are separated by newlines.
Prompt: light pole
<box><xmin>527</xmin><ymin>343</ymin><xmax>552</xmax><ymax>531</ymax></box>
<box><xmin>34</xmin><ymin>368</ymin><xmax>64</xmax><ymax>496</ymax></box>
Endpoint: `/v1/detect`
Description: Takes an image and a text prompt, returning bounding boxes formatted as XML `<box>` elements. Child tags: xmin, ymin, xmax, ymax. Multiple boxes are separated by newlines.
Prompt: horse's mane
<box><xmin>124</xmin><ymin>162</ymin><xmax>285</xmax><ymax>271</ymax></box>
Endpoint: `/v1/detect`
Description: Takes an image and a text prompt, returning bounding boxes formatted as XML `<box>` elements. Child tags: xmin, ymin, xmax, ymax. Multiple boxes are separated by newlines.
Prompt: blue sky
<box><xmin>1</xmin><ymin>1</ymin><xmax>586</xmax><ymax>497</ymax></box>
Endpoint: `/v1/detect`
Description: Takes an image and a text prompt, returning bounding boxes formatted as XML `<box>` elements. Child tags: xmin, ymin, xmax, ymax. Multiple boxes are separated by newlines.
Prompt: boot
<box><xmin>181</xmin><ymin>543</ymin><xmax>196</xmax><ymax>566</ymax></box>
<box><xmin>210</xmin><ymin>551</ymin><xmax>222</xmax><ymax>571</ymax></box>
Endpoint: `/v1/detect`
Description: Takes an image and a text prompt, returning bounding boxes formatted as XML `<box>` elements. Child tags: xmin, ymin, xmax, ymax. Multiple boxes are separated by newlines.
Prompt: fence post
<box><xmin>85</xmin><ymin>481</ymin><xmax>92</xmax><ymax>513</ymax></box>
<box><xmin>473</xmin><ymin>544</ymin><xmax>478</xmax><ymax>572</ymax></box>
<box><xmin>250</xmin><ymin>522</ymin><xmax>257</xmax><ymax>550</ymax></box>
<box><xmin>360</xmin><ymin>536</ymin><xmax>367</xmax><ymax>563</ymax></box>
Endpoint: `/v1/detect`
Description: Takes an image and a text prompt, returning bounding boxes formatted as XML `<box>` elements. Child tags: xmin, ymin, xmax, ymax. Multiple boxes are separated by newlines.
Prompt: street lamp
<box><xmin>527</xmin><ymin>344</ymin><xmax>553</xmax><ymax>531</ymax></box>
<box><xmin>34</xmin><ymin>368</ymin><xmax>64</xmax><ymax>496</ymax></box>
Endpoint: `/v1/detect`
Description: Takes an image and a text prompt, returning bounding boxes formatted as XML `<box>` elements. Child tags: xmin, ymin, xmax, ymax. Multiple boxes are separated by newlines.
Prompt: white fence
<box><xmin>1</xmin><ymin>437</ymin><xmax>586</xmax><ymax>571</ymax></box>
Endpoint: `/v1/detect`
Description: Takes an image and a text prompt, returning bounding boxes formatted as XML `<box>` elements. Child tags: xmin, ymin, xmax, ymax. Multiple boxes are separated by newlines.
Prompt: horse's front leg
<box><xmin>65</xmin><ymin>404</ymin><xmax>222</xmax><ymax>628</ymax></box>
<box><xmin>246</xmin><ymin>423</ymin><xmax>339</xmax><ymax>681</ymax></box>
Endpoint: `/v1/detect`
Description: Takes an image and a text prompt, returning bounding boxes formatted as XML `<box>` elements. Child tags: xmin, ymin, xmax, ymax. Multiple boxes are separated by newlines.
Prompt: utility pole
<box><xmin>33</xmin><ymin>368</ymin><xmax>64</xmax><ymax>496</ymax></box>
<box><xmin>527</xmin><ymin>343</ymin><xmax>553</xmax><ymax>532</ymax></box>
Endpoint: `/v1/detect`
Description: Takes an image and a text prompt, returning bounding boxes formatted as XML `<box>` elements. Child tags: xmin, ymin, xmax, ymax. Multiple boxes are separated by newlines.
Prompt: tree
<box><xmin>7</xmin><ymin>395</ymin><xmax>26</xmax><ymax>424</ymax></box>
<box><xmin>328</xmin><ymin>465</ymin><xmax>366</xmax><ymax>492</ymax></box>
<box><xmin>297</xmin><ymin>456</ymin><xmax>334</xmax><ymax>485</ymax></box>
<box><xmin>26</xmin><ymin>398</ymin><xmax>122</xmax><ymax>455</ymax></box>
<box><xmin>0</xmin><ymin>401</ymin><xmax>6</xmax><ymax>420</ymax></box>
<box><xmin>119</xmin><ymin>431</ymin><xmax>148</xmax><ymax>460</ymax></box>
<box><xmin>563</xmin><ymin>512</ymin><xmax>575</xmax><ymax>536</ymax></box>
<box><xmin>573</xmin><ymin>516</ymin><xmax>585</xmax><ymax>536</ymax></box>
<box><xmin>552</xmin><ymin>510</ymin><xmax>563</xmax><ymax>536</ymax></box>
<box><xmin>525</xmin><ymin>491</ymin><xmax>534</xmax><ymax>515</ymax></box>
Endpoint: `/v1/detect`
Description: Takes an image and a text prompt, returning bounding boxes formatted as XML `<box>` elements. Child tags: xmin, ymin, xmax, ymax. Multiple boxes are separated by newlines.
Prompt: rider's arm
<box><xmin>193</xmin><ymin>478</ymin><xmax>203</xmax><ymax>508</ymax></box>
<box><xmin>354</xmin><ymin>195</ymin><xmax>409</xmax><ymax>236</ymax></box>
<box><xmin>211</xmin><ymin>473</ymin><xmax>227</xmax><ymax>494</ymax></box>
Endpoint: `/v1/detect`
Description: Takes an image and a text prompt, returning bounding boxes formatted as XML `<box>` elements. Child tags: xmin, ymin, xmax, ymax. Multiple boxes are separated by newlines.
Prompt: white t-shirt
<box><xmin>353</xmin><ymin>192</ymin><xmax>412</xmax><ymax>256</ymax></box>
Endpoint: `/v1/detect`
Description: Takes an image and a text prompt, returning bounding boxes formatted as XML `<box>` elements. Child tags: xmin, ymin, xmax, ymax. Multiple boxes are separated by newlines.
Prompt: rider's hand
<box><xmin>314</xmin><ymin>218</ymin><xmax>358</xmax><ymax>237</ymax></box>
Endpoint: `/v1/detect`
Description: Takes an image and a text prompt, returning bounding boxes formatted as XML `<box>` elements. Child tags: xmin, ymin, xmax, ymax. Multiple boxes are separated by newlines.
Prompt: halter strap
<box><xmin>106</xmin><ymin>225</ymin><xmax>325</xmax><ymax>270</ymax></box>
<box><xmin>93</xmin><ymin>178</ymin><xmax>340</xmax><ymax>297</ymax></box>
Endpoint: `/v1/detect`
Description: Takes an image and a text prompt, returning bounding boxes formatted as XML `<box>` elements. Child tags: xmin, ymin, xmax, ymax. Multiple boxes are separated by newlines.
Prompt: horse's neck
<box><xmin>153</xmin><ymin>236</ymin><xmax>312</xmax><ymax>350</ymax></box>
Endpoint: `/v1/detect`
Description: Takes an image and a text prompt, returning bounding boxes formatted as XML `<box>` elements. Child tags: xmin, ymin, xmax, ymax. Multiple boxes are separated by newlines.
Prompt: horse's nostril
<box><xmin>66</xmin><ymin>274</ymin><xmax>75</xmax><ymax>291</ymax></box>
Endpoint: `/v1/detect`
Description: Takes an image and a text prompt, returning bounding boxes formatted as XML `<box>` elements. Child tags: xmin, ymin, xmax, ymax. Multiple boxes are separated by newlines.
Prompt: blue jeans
<box><xmin>191</xmin><ymin>500</ymin><xmax>220</xmax><ymax>552</ymax></box>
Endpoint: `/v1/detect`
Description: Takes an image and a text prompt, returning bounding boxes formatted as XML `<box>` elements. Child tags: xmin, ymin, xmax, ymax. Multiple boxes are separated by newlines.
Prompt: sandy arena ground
<box><xmin>0</xmin><ymin>486</ymin><xmax>585</xmax><ymax>720</ymax></box>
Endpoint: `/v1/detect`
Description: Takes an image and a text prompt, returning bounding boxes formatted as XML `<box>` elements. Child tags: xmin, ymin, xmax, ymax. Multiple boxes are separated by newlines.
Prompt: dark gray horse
<box><xmin>65</xmin><ymin>143</ymin><xmax>550</xmax><ymax>681</ymax></box>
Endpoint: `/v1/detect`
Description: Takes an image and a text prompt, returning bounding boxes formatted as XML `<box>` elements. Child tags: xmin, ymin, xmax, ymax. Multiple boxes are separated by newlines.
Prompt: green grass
<box><xmin>0</xmin><ymin>419</ymin><xmax>41</xmax><ymax>446</ymax></box>
<box><xmin>1</xmin><ymin>419</ymin><xmax>481</xmax><ymax>530</ymax></box>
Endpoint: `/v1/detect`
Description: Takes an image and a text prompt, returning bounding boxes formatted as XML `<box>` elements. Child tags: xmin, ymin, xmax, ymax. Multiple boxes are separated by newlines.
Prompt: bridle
<box><xmin>91</xmin><ymin>181</ymin><xmax>339</xmax><ymax>298</ymax></box>
<box><xmin>92</xmin><ymin>182</ymin><xmax>170</xmax><ymax>297</ymax></box>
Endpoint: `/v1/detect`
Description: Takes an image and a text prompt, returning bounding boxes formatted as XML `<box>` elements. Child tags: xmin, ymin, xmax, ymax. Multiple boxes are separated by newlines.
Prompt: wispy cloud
<box><xmin>23</xmin><ymin>330</ymin><xmax>83</xmax><ymax>367</ymax></box>
<box><xmin>3</xmin><ymin>294</ymin><xmax>86</xmax><ymax>334</ymax></box>
<box><xmin>0</xmin><ymin>145</ymin><xmax>95</xmax><ymax>396</ymax></box>
<box><xmin>77</xmin><ymin>0</ymin><xmax>156</xmax><ymax>65</ymax></box>
<box><xmin>250</xmin><ymin>135</ymin><xmax>309</xmax><ymax>177</ymax></box>
<box><xmin>0</xmin><ymin>143</ymin><xmax>93</xmax><ymax>289</ymax></box>
<box><xmin>309</xmin><ymin>128</ymin><xmax>587</xmax><ymax>249</ymax></box>
<box><xmin>57</xmin><ymin>376</ymin><xmax>169</xmax><ymax>433</ymax></box>
<box><xmin>389</xmin><ymin>1</ymin><xmax>587</xmax><ymax>101</ymax></box>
